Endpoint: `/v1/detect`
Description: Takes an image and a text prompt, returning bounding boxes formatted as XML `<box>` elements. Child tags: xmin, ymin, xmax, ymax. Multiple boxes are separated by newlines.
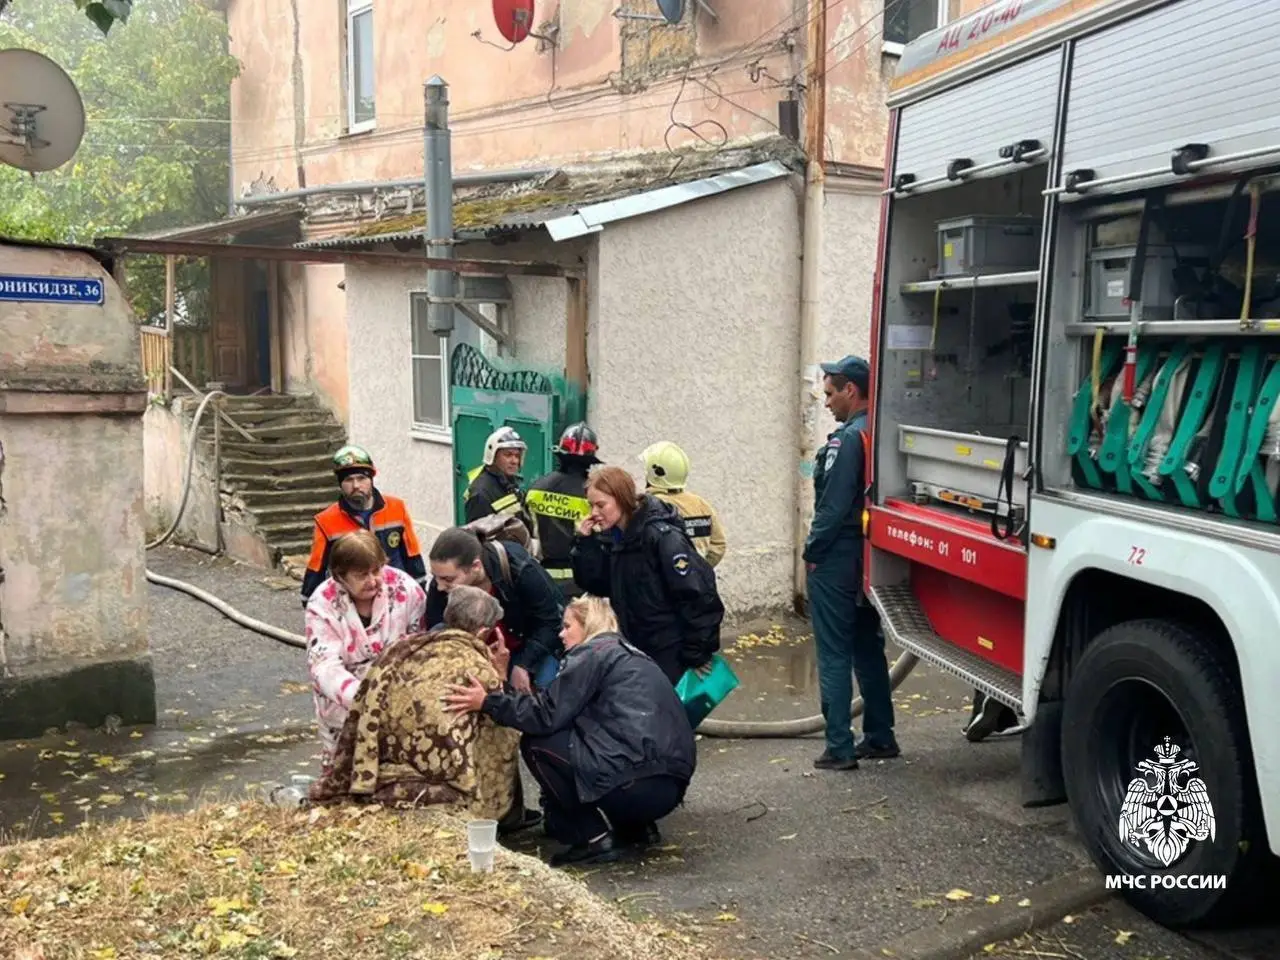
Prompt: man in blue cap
<box><xmin>804</xmin><ymin>354</ymin><xmax>899</xmax><ymax>770</ymax></box>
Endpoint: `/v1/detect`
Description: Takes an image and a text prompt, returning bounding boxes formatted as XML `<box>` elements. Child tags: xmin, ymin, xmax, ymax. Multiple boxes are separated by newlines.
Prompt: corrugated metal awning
<box><xmin>129</xmin><ymin>205</ymin><xmax>305</xmax><ymax>243</ymax></box>
<box><xmin>297</xmin><ymin>159</ymin><xmax>794</xmax><ymax>251</ymax></box>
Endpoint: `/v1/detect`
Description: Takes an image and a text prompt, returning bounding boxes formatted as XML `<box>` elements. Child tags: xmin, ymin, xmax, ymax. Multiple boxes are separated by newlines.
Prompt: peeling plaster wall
<box><xmin>0</xmin><ymin>244</ymin><xmax>152</xmax><ymax>735</ymax></box>
<box><xmin>271</xmin><ymin>262</ymin><xmax>349</xmax><ymax>421</ymax></box>
<box><xmin>343</xmin><ymin>235</ymin><xmax>587</xmax><ymax>552</ymax></box>
<box><xmin>593</xmin><ymin>179</ymin><xmax>803</xmax><ymax>616</ymax></box>
<box><xmin>226</xmin><ymin>0</ymin><xmax>795</xmax><ymax>190</ymax></box>
<box><xmin>225</xmin><ymin>0</ymin><xmax>898</xmax><ymax>428</ymax></box>
<box><xmin>825</xmin><ymin>0</ymin><xmax>902</xmax><ymax>169</ymax></box>
<box><xmin>142</xmin><ymin>401</ymin><xmax>220</xmax><ymax>550</ymax></box>
<box><xmin>0</xmin><ymin>415</ymin><xmax>148</xmax><ymax>671</ymax></box>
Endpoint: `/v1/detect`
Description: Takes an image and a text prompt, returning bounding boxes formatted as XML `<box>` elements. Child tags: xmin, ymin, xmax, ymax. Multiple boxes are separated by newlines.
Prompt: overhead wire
<box><xmin>63</xmin><ymin>4</ymin><xmax>919</xmax><ymax>184</ymax></box>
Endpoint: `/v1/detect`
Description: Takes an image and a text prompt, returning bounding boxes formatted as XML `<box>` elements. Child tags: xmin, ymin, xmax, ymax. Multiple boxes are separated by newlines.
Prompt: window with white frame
<box><xmin>346</xmin><ymin>0</ymin><xmax>375</xmax><ymax>132</ymax></box>
<box><xmin>410</xmin><ymin>296</ymin><xmax>510</xmax><ymax>436</ymax></box>
<box><xmin>883</xmin><ymin>0</ymin><xmax>954</xmax><ymax>54</ymax></box>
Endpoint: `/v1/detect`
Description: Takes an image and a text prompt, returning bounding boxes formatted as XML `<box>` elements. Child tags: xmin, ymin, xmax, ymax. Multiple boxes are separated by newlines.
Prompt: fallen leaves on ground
<box><xmin>0</xmin><ymin>801</ymin><xmax>707</xmax><ymax>960</ymax></box>
<box><xmin>723</xmin><ymin>624</ymin><xmax>807</xmax><ymax>656</ymax></box>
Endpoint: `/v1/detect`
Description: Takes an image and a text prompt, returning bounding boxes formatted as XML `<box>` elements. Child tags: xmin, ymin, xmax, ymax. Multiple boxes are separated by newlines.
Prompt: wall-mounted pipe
<box><xmin>793</xmin><ymin>0</ymin><xmax>827</xmax><ymax>609</ymax></box>
<box><xmin>423</xmin><ymin>76</ymin><xmax>456</xmax><ymax>338</ymax></box>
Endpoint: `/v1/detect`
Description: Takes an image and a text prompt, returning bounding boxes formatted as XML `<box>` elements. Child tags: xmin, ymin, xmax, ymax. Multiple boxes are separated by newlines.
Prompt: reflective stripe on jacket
<box><xmin>526</xmin><ymin>468</ymin><xmax>591</xmax><ymax>572</ymax></box>
<box><xmin>301</xmin><ymin>490</ymin><xmax>427</xmax><ymax>603</ymax></box>
<box><xmin>464</xmin><ymin>467</ymin><xmax>535</xmax><ymax>534</ymax></box>
<box><xmin>651</xmin><ymin>488</ymin><xmax>727</xmax><ymax>568</ymax></box>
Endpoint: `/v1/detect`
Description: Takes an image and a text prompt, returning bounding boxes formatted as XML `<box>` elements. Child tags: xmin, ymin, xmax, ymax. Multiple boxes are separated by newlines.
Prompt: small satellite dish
<box><xmin>0</xmin><ymin>48</ymin><xmax>85</xmax><ymax>173</ymax></box>
<box><xmin>492</xmin><ymin>0</ymin><xmax>536</xmax><ymax>44</ymax></box>
<box><xmin>656</xmin><ymin>0</ymin><xmax>686</xmax><ymax>23</ymax></box>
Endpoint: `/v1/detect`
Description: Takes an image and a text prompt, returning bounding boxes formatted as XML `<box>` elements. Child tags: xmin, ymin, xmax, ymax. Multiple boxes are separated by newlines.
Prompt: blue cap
<box><xmin>820</xmin><ymin>354</ymin><xmax>870</xmax><ymax>392</ymax></box>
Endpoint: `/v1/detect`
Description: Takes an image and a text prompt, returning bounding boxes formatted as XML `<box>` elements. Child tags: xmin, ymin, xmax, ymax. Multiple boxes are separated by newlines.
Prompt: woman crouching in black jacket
<box><xmin>445</xmin><ymin>596</ymin><xmax>696</xmax><ymax>866</ymax></box>
<box><xmin>569</xmin><ymin>464</ymin><xmax>724</xmax><ymax>684</ymax></box>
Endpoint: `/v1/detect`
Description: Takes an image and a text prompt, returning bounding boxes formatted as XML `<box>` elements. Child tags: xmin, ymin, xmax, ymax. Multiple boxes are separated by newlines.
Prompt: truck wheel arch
<box><xmin>1036</xmin><ymin>568</ymin><xmax>1237</xmax><ymax>707</ymax></box>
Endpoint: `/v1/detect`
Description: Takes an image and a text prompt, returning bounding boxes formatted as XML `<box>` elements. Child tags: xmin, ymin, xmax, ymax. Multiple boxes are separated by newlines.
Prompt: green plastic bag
<box><xmin>675</xmin><ymin>654</ymin><xmax>740</xmax><ymax>730</ymax></box>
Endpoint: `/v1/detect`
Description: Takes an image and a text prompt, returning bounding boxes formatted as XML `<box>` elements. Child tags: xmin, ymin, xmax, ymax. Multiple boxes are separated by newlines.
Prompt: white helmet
<box><xmin>483</xmin><ymin>426</ymin><xmax>527</xmax><ymax>466</ymax></box>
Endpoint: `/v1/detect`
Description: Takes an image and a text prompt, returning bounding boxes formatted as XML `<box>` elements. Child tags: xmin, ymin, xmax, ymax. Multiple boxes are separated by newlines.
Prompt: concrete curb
<box><xmin>843</xmin><ymin>868</ymin><xmax>1110</xmax><ymax>960</ymax></box>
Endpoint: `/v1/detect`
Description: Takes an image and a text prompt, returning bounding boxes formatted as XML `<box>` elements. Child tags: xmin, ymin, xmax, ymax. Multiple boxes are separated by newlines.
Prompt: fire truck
<box><xmin>863</xmin><ymin>0</ymin><xmax>1280</xmax><ymax>927</ymax></box>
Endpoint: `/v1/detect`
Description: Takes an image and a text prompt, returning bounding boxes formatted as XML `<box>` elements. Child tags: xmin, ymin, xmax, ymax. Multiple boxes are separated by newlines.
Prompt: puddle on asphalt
<box><xmin>715</xmin><ymin>626</ymin><xmax>974</xmax><ymax>725</ymax></box>
<box><xmin>0</xmin><ymin>722</ymin><xmax>321</xmax><ymax>843</ymax></box>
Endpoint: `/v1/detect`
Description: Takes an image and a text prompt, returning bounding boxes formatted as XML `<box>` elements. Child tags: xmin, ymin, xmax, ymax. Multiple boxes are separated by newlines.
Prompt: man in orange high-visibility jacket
<box><xmin>300</xmin><ymin>445</ymin><xmax>428</xmax><ymax>605</ymax></box>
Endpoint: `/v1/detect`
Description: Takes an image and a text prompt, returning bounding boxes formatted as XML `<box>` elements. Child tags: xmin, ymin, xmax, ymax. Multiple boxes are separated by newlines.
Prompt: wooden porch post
<box><xmin>564</xmin><ymin>274</ymin><xmax>588</xmax><ymax>399</ymax></box>
<box><xmin>164</xmin><ymin>254</ymin><xmax>176</xmax><ymax>400</ymax></box>
<box><xmin>267</xmin><ymin>260</ymin><xmax>283</xmax><ymax>394</ymax></box>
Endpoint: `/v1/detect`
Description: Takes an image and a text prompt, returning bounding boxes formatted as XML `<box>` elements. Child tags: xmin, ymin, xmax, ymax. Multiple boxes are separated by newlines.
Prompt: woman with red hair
<box><xmin>569</xmin><ymin>464</ymin><xmax>723</xmax><ymax>684</ymax></box>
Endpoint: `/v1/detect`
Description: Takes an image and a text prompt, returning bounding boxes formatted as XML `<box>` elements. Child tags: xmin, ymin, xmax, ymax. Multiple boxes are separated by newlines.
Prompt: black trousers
<box><xmin>521</xmin><ymin>730</ymin><xmax>686</xmax><ymax>846</ymax></box>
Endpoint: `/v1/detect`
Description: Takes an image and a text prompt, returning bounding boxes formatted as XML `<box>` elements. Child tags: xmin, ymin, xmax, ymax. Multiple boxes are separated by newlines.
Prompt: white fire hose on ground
<box><xmin>144</xmin><ymin>391</ymin><xmax>918</xmax><ymax>735</ymax></box>
<box><xmin>144</xmin><ymin>390</ymin><xmax>306</xmax><ymax>651</ymax></box>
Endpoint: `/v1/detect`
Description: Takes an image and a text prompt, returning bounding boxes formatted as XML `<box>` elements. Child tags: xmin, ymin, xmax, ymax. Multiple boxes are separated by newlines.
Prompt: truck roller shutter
<box><xmin>893</xmin><ymin>49</ymin><xmax>1061</xmax><ymax>194</ymax></box>
<box><xmin>1058</xmin><ymin>0</ymin><xmax>1280</xmax><ymax>201</ymax></box>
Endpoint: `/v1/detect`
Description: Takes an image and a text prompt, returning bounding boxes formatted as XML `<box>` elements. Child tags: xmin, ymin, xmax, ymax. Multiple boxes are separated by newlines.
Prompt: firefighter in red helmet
<box><xmin>526</xmin><ymin>423</ymin><xmax>601</xmax><ymax>601</ymax></box>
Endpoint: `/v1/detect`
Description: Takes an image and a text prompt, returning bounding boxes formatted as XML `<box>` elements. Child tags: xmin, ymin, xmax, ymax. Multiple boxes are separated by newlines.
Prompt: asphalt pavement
<box><xmin>0</xmin><ymin>545</ymin><xmax>1275</xmax><ymax>960</ymax></box>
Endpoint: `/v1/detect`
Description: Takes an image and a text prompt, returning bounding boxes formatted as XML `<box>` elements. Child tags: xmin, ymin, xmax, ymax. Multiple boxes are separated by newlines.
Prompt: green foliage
<box><xmin>0</xmin><ymin>0</ymin><xmax>240</xmax><ymax>322</ymax></box>
<box><xmin>76</xmin><ymin>0</ymin><xmax>134</xmax><ymax>34</ymax></box>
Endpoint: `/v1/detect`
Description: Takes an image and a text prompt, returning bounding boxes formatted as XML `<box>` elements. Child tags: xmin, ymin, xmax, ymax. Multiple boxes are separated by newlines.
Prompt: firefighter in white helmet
<box><xmin>639</xmin><ymin>441</ymin><xmax>726</xmax><ymax>568</ymax></box>
<box><xmin>465</xmin><ymin>426</ymin><xmax>535</xmax><ymax>536</ymax></box>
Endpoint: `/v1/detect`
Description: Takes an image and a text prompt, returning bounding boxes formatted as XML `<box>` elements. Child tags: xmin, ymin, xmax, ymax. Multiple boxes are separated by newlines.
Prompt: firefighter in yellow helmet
<box><xmin>639</xmin><ymin>441</ymin><xmax>726</xmax><ymax>568</ymax></box>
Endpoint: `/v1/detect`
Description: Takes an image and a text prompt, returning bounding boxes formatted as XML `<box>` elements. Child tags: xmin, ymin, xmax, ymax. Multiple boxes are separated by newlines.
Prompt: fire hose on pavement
<box><xmin>143</xmin><ymin>390</ymin><xmax>306</xmax><ymax>650</ymax></box>
<box><xmin>144</xmin><ymin>390</ymin><xmax>918</xmax><ymax>735</ymax></box>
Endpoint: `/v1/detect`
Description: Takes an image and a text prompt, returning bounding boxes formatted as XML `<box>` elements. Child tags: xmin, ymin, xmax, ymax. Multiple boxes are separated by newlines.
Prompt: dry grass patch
<box><xmin>1</xmin><ymin>801</ymin><xmax>711</xmax><ymax>960</ymax></box>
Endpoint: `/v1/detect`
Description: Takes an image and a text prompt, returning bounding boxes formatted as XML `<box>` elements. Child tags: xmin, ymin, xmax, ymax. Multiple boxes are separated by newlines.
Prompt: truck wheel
<box><xmin>1061</xmin><ymin>618</ymin><xmax>1268</xmax><ymax>928</ymax></box>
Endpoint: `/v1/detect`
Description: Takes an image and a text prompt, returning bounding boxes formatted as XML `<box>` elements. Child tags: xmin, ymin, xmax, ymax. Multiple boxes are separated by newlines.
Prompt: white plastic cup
<box><xmin>467</xmin><ymin>819</ymin><xmax>498</xmax><ymax>873</ymax></box>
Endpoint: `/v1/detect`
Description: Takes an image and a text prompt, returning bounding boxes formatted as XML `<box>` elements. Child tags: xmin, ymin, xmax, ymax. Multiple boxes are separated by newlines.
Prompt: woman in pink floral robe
<box><xmin>305</xmin><ymin>530</ymin><xmax>427</xmax><ymax>767</ymax></box>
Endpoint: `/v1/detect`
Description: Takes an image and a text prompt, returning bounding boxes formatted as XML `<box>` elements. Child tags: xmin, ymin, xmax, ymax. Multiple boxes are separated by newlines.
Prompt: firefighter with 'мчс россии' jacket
<box><xmin>526</xmin><ymin>423</ymin><xmax>602</xmax><ymax>601</ymax></box>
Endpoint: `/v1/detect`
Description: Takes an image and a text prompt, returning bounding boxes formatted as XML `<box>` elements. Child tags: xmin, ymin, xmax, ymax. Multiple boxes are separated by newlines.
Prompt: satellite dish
<box><xmin>656</xmin><ymin>0</ymin><xmax>686</xmax><ymax>23</ymax></box>
<box><xmin>0</xmin><ymin>48</ymin><xmax>85</xmax><ymax>173</ymax></box>
<box><xmin>492</xmin><ymin>0</ymin><xmax>536</xmax><ymax>44</ymax></box>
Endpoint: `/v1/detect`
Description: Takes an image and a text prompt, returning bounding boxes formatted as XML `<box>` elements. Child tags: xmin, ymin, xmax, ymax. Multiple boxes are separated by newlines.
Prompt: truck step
<box><xmin>868</xmin><ymin>582</ymin><xmax>1022</xmax><ymax>709</ymax></box>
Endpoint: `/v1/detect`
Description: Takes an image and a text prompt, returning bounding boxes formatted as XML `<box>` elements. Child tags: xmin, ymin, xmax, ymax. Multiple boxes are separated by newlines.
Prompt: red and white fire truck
<box><xmin>863</xmin><ymin>0</ymin><xmax>1279</xmax><ymax>927</ymax></box>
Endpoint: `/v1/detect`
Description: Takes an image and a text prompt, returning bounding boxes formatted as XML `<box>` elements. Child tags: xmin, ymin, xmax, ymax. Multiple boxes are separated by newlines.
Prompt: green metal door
<box><xmin>451</xmin><ymin>343</ymin><xmax>575</xmax><ymax>525</ymax></box>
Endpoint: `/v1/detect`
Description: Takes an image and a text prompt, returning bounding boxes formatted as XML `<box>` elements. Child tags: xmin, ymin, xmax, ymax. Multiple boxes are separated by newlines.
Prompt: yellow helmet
<box><xmin>640</xmin><ymin>441</ymin><xmax>690</xmax><ymax>492</ymax></box>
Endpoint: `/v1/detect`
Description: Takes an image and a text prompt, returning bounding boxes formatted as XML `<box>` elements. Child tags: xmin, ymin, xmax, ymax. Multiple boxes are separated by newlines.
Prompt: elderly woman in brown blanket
<box><xmin>308</xmin><ymin>585</ymin><xmax>540</xmax><ymax>830</ymax></box>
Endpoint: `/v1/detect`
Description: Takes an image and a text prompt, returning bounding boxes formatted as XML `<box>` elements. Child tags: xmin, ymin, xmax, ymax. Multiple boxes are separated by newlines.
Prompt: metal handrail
<box><xmin>1044</xmin><ymin>143</ymin><xmax>1280</xmax><ymax>197</ymax></box>
<box><xmin>885</xmin><ymin>149</ymin><xmax>1049</xmax><ymax>197</ymax></box>
<box><xmin>168</xmin><ymin>365</ymin><xmax>259</xmax><ymax>443</ymax></box>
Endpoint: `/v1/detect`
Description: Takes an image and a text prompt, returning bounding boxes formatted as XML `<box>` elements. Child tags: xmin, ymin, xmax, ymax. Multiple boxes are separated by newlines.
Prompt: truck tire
<box><xmin>1061</xmin><ymin>618</ymin><xmax>1268</xmax><ymax>928</ymax></box>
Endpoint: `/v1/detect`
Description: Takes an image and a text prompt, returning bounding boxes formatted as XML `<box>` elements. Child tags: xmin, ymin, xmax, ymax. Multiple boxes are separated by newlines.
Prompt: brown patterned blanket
<box><xmin>308</xmin><ymin>627</ymin><xmax>520</xmax><ymax>819</ymax></box>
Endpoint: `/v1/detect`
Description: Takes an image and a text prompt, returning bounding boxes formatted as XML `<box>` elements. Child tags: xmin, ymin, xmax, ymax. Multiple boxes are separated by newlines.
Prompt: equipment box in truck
<box><xmin>861</xmin><ymin>0</ymin><xmax>1280</xmax><ymax>932</ymax></box>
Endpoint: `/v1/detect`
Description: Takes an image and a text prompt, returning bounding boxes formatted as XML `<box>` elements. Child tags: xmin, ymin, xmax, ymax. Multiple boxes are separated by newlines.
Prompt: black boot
<box><xmin>615</xmin><ymin>821</ymin><xmax>662</xmax><ymax>849</ymax></box>
<box><xmin>549</xmin><ymin>832</ymin><xmax>619</xmax><ymax>867</ymax></box>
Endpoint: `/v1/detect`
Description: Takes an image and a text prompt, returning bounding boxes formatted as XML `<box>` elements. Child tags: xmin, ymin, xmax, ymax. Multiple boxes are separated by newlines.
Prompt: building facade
<box><xmin>202</xmin><ymin>0</ymin><xmax>976</xmax><ymax>614</ymax></box>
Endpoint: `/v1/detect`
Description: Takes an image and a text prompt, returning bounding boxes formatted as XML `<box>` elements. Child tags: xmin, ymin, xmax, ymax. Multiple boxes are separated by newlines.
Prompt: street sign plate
<box><xmin>0</xmin><ymin>274</ymin><xmax>105</xmax><ymax>305</ymax></box>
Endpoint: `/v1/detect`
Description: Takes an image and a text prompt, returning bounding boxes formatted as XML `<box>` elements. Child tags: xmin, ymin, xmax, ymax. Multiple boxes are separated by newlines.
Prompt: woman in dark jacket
<box><xmin>568</xmin><ymin>464</ymin><xmax>724</xmax><ymax>684</ymax></box>
<box><xmin>446</xmin><ymin>596</ymin><xmax>696</xmax><ymax>866</ymax></box>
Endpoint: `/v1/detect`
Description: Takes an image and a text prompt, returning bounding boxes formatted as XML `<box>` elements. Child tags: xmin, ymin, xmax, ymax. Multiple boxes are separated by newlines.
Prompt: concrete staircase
<box><xmin>195</xmin><ymin>394</ymin><xmax>346</xmax><ymax>569</ymax></box>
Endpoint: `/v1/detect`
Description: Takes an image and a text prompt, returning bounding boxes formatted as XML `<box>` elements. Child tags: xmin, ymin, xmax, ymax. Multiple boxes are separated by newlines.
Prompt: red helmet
<box><xmin>555</xmin><ymin>422</ymin><xmax>600</xmax><ymax>462</ymax></box>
